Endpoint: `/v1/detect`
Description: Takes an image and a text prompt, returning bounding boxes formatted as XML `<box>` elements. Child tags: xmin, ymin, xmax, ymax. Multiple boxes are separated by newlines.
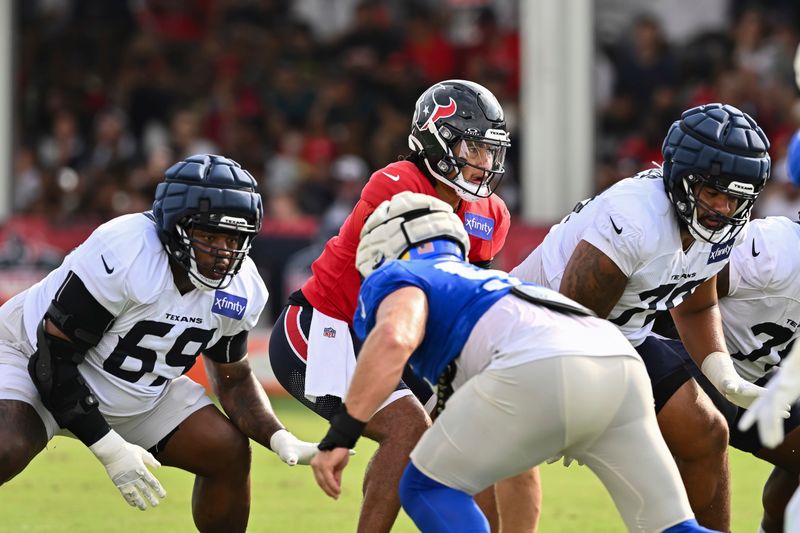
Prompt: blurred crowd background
<box><xmin>7</xmin><ymin>0</ymin><xmax>800</xmax><ymax>320</ymax></box>
<box><xmin>14</xmin><ymin>0</ymin><xmax>521</xmax><ymax>227</ymax></box>
<box><xmin>595</xmin><ymin>0</ymin><xmax>800</xmax><ymax>218</ymax></box>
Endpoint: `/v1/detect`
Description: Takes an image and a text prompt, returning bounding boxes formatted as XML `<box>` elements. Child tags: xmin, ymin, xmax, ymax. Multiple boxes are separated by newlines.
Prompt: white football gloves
<box><xmin>89</xmin><ymin>430</ymin><xmax>166</xmax><ymax>510</ymax></box>
<box><xmin>701</xmin><ymin>351</ymin><xmax>766</xmax><ymax>409</ymax></box>
<box><xmin>270</xmin><ymin>429</ymin><xmax>319</xmax><ymax>466</ymax></box>
<box><xmin>738</xmin><ymin>343</ymin><xmax>800</xmax><ymax>448</ymax></box>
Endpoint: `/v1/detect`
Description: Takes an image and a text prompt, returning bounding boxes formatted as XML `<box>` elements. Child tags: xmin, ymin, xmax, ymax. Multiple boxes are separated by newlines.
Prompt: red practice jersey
<box><xmin>301</xmin><ymin>160</ymin><xmax>510</xmax><ymax>324</ymax></box>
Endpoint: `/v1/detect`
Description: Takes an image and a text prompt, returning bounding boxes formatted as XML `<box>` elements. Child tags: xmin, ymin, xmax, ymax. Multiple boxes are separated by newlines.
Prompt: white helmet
<box><xmin>356</xmin><ymin>192</ymin><xmax>470</xmax><ymax>278</ymax></box>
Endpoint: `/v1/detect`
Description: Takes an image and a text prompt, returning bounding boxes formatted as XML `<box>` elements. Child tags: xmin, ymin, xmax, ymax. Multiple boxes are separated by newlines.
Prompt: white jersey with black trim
<box><xmin>19</xmin><ymin>212</ymin><xmax>267</xmax><ymax>416</ymax></box>
<box><xmin>720</xmin><ymin>216</ymin><xmax>800</xmax><ymax>383</ymax></box>
<box><xmin>511</xmin><ymin>169</ymin><xmax>744</xmax><ymax>347</ymax></box>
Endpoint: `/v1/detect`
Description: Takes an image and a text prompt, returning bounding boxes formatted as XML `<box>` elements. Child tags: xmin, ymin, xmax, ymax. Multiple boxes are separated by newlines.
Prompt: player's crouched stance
<box><xmin>310</xmin><ymin>192</ymin><xmax>717</xmax><ymax>533</ymax></box>
<box><xmin>0</xmin><ymin>154</ymin><xmax>316</xmax><ymax>532</ymax></box>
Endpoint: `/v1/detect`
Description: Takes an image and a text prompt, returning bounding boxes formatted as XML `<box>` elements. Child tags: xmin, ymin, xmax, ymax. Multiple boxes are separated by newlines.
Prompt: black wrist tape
<box><xmin>318</xmin><ymin>404</ymin><xmax>367</xmax><ymax>451</ymax></box>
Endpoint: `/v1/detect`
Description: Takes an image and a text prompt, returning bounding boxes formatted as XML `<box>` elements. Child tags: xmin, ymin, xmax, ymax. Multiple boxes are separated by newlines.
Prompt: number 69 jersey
<box><xmin>18</xmin><ymin>213</ymin><xmax>267</xmax><ymax>417</ymax></box>
<box><xmin>719</xmin><ymin>217</ymin><xmax>800</xmax><ymax>383</ymax></box>
<box><xmin>511</xmin><ymin>170</ymin><xmax>744</xmax><ymax>347</ymax></box>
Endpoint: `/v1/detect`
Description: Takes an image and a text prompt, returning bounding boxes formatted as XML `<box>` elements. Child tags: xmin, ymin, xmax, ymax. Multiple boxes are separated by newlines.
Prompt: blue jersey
<box><xmin>354</xmin><ymin>257</ymin><xmax>520</xmax><ymax>384</ymax></box>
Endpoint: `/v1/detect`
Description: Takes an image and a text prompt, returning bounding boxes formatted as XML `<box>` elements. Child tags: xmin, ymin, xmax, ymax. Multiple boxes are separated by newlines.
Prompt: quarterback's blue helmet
<box><xmin>787</xmin><ymin>129</ymin><xmax>800</xmax><ymax>187</ymax></box>
<box><xmin>661</xmin><ymin>103</ymin><xmax>770</xmax><ymax>244</ymax></box>
<box><xmin>152</xmin><ymin>154</ymin><xmax>263</xmax><ymax>290</ymax></box>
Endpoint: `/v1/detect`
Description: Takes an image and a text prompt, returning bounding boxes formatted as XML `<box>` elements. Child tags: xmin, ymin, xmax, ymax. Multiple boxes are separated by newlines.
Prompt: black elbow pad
<box><xmin>28</xmin><ymin>321</ymin><xmax>109</xmax><ymax>445</ymax></box>
<box><xmin>45</xmin><ymin>271</ymin><xmax>115</xmax><ymax>351</ymax></box>
<box><xmin>204</xmin><ymin>330</ymin><xmax>249</xmax><ymax>364</ymax></box>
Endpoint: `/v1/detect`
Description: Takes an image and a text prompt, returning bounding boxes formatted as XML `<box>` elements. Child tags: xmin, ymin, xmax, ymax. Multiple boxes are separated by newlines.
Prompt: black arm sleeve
<box><xmin>204</xmin><ymin>330</ymin><xmax>249</xmax><ymax>364</ymax></box>
<box><xmin>470</xmin><ymin>259</ymin><xmax>493</xmax><ymax>269</ymax></box>
<box><xmin>47</xmin><ymin>271</ymin><xmax>115</xmax><ymax>350</ymax></box>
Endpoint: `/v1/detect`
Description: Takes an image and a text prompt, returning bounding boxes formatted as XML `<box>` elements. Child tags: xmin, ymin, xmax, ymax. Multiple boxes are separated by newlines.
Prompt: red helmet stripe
<box><xmin>422</xmin><ymin>98</ymin><xmax>457</xmax><ymax>130</ymax></box>
<box><xmin>284</xmin><ymin>305</ymin><xmax>308</xmax><ymax>362</ymax></box>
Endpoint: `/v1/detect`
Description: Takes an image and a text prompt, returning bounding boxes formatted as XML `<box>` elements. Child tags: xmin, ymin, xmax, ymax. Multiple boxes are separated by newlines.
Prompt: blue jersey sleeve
<box><xmin>353</xmin><ymin>262</ymin><xmax>428</xmax><ymax>341</ymax></box>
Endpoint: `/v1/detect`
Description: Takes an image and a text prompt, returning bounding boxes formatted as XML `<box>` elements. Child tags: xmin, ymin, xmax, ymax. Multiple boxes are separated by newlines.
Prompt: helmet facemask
<box><xmin>413</xmin><ymin>124</ymin><xmax>509</xmax><ymax>202</ymax></box>
<box><xmin>672</xmin><ymin>173</ymin><xmax>760</xmax><ymax>244</ymax></box>
<box><xmin>170</xmin><ymin>212</ymin><xmax>258</xmax><ymax>291</ymax></box>
<box><xmin>660</xmin><ymin>104</ymin><xmax>771</xmax><ymax>245</ymax></box>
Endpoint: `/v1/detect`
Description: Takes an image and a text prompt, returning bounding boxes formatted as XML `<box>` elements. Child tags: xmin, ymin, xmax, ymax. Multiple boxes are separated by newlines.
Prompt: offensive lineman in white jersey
<box><xmin>708</xmin><ymin>216</ymin><xmax>800</xmax><ymax>533</ymax></box>
<box><xmin>0</xmin><ymin>154</ymin><xmax>317</xmax><ymax>532</ymax></box>
<box><xmin>729</xmin><ymin>46</ymin><xmax>800</xmax><ymax>533</ymax></box>
<box><xmin>684</xmin><ymin>129</ymin><xmax>800</xmax><ymax>531</ymax></box>
<box><xmin>511</xmin><ymin>103</ymin><xmax>772</xmax><ymax>531</ymax></box>
<box><xmin>645</xmin><ymin>214</ymin><xmax>800</xmax><ymax>531</ymax></box>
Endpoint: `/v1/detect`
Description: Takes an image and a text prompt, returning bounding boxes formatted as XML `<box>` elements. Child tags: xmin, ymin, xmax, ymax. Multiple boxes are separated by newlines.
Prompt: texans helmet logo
<box><xmin>421</xmin><ymin>97</ymin><xmax>457</xmax><ymax>130</ymax></box>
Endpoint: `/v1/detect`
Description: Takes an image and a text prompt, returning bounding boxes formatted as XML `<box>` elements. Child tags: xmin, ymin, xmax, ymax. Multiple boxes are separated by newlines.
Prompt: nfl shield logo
<box><xmin>323</xmin><ymin>327</ymin><xmax>336</xmax><ymax>338</ymax></box>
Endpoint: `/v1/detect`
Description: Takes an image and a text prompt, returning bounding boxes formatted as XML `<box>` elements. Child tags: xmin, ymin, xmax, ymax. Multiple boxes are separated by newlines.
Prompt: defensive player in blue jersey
<box><xmin>310</xmin><ymin>191</ymin><xmax>717</xmax><ymax>533</ymax></box>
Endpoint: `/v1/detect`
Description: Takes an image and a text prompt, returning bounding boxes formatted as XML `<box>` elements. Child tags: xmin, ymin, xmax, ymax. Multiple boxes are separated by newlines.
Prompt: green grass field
<box><xmin>1</xmin><ymin>396</ymin><xmax>773</xmax><ymax>532</ymax></box>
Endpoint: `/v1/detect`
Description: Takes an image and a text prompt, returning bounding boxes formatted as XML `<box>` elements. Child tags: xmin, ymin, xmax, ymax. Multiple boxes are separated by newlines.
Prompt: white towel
<box><xmin>304</xmin><ymin>309</ymin><xmax>357</xmax><ymax>402</ymax></box>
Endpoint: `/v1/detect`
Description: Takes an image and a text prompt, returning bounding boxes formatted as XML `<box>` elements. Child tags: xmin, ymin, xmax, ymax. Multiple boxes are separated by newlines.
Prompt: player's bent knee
<box><xmin>364</xmin><ymin>396</ymin><xmax>430</xmax><ymax>444</ymax></box>
<box><xmin>762</xmin><ymin>467</ymin><xmax>798</xmax><ymax>517</ymax></box>
<box><xmin>671</xmin><ymin>404</ymin><xmax>729</xmax><ymax>461</ymax></box>
<box><xmin>201</xmin><ymin>424</ymin><xmax>251</xmax><ymax>478</ymax></box>
<box><xmin>219</xmin><ymin>428</ymin><xmax>251</xmax><ymax>472</ymax></box>
<box><xmin>399</xmin><ymin>462</ymin><xmax>489</xmax><ymax>533</ymax></box>
<box><xmin>701</xmin><ymin>409</ymin><xmax>729</xmax><ymax>455</ymax></box>
<box><xmin>0</xmin><ymin>432</ymin><xmax>39</xmax><ymax>483</ymax></box>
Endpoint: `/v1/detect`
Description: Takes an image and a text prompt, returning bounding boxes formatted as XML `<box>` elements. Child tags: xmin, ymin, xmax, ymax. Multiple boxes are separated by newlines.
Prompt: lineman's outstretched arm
<box><xmin>204</xmin><ymin>353</ymin><xmax>318</xmax><ymax>466</ymax></box>
<box><xmin>27</xmin><ymin>273</ymin><xmax>164</xmax><ymax>510</ymax></box>
<box><xmin>672</xmin><ymin>275</ymin><xmax>773</xmax><ymax>410</ymax></box>
<box><xmin>671</xmin><ymin>275</ymin><xmax>727</xmax><ymax>367</ymax></box>
<box><xmin>312</xmin><ymin>286</ymin><xmax>428</xmax><ymax>499</ymax></box>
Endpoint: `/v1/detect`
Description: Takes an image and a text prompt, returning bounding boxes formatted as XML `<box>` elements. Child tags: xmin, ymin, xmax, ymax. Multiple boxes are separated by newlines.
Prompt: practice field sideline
<box><xmin>1</xmin><ymin>396</ymin><xmax>772</xmax><ymax>532</ymax></box>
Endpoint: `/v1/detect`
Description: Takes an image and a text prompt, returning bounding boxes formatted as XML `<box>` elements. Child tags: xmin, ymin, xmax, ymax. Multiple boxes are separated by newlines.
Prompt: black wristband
<box><xmin>67</xmin><ymin>401</ymin><xmax>112</xmax><ymax>446</ymax></box>
<box><xmin>318</xmin><ymin>404</ymin><xmax>367</xmax><ymax>451</ymax></box>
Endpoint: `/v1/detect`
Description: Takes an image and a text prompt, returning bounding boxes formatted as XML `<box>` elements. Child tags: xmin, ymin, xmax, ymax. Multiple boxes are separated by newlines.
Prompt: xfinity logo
<box><xmin>165</xmin><ymin>313</ymin><xmax>203</xmax><ymax>324</ymax></box>
<box><xmin>707</xmin><ymin>239</ymin><xmax>735</xmax><ymax>264</ymax></box>
<box><xmin>463</xmin><ymin>212</ymin><xmax>495</xmax><ymax>241</ymax></box>
<box><xmin>212</xmin><ymin>291</ymin><xmax>247</xmax><ymax>320</ymax></box>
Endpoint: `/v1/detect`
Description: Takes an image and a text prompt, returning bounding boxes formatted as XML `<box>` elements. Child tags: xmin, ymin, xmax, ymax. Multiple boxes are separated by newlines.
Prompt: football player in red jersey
<box><xmin>270</xmin><ymin>80</ymin><xmax>540</xmax><ymax>532</ymax></box>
